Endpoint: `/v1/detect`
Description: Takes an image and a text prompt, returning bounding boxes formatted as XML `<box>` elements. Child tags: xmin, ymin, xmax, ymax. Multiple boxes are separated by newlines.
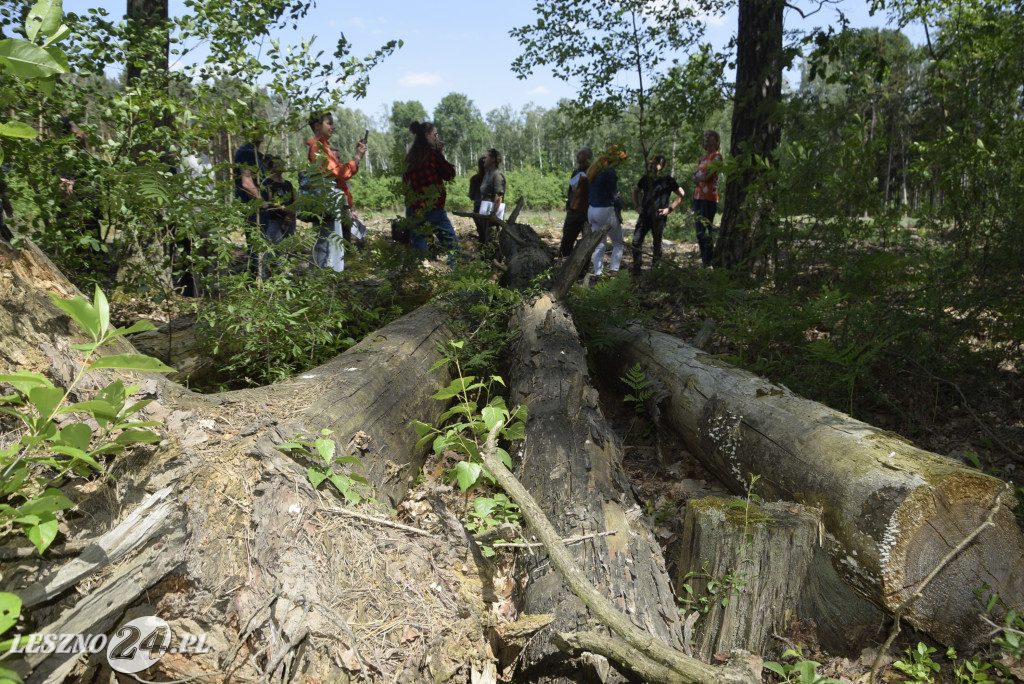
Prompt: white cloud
<box><xmin>350</xmin><ymin>17</ymin><xmax>366</xmax><ymax>28</ymax></box>
<box><xmin>527</xmin><ymin>86</ymin><xmax>549</xmax><ymax>95</ymax></box>
<box><xmin>399</xmin><ymin>72</ymin><xmax>443</xmax><ymax>87</ymax></box>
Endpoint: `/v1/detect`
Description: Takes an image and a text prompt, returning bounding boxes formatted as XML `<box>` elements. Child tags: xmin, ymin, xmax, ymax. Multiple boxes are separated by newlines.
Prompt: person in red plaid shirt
<box><xmin>402</xmin><ymin>121</ymin><xmax>459</xmax><ymax>260</ymax></box>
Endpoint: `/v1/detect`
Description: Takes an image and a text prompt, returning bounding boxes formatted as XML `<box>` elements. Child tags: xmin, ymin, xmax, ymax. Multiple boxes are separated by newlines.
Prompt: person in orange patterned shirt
<box><xmin>692</xmin><ymin>129</ymin><xmax>722</xmax><ymax>266</ymax></box>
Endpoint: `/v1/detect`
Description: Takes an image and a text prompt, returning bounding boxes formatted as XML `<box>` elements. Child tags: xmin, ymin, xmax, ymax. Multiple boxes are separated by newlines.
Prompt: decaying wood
<box><xmin>13</xmin><ymin>504</ymin><xmax>187</xmax><ymax>682</ymax></box>
<box><xmin>597</xmin><ymin>327</ymin><xmax>1024</xmax><ymax>648</ymax></box>
<box><xmin>480</xmin><ymin>424</ymin><xmax>760</xmax><ymax>684</ymax></box>
<box><xmin>504</xmin><ymin>294</ymin><xmax>688</xmax><ymax>682</ymax></box>
<box><xmin>19</xmin><ymin>487</ymin><xmax>178</xmax><ymax>610</ymax></box>
<box><xmin>550</xmin><ymin>224</ymin><xmax>610</xmax><ymax>302</ymax></box>
<box><xmin>496</xmin><ymin>222</ymin><xmax>553</xmax><ymax>291</ymax></box>
<box><xmin>1</xmin><ymin>238</ymin><xmax>493</xmax><ymax>682</ymax></box>
<box><xmin>127</xmin><ymin>313</ymin><xmax>216</xmax><ymax>386</ymax></box>
<box><xmin>677</xmin><ymin>497</ymin><xmax>884</xmax><ymax>659</ymax></box>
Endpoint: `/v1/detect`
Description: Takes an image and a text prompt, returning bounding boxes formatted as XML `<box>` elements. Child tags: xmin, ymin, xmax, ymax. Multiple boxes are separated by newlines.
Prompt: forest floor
<box><xmin>107</xmin><ymin>210</ymin><xmax>1024</xmax><ymax>681</ymax></box>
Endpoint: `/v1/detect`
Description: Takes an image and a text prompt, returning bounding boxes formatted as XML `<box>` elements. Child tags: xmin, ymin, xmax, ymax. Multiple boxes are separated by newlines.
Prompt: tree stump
<box><xmin>677</xmin><ymin>497</ymin><xmax>884</xmax><ymax>659</ymax></box>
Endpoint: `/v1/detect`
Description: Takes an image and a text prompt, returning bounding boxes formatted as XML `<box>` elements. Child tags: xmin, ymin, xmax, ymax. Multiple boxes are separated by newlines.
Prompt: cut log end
<box><xmin>883</xmin><ymin>474</ymin><xmax>1024</xmax><ymax>648</ymax></box>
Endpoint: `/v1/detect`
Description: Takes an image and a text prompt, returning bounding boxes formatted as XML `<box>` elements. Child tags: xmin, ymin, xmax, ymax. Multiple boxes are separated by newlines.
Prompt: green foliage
<box><xmin>677</xmin><ymin>560</ymin><xmax>749</xmax><ymax>620</ymax></box>
<box><xmin>566</xmin><ymin>270</ymin><xmax>643</xmax><ymax>351</ymax></box>
<box><xmin>894</xmin><ymin>642</ymin><xmax>942</xmax><ymax>683</ymax></box>
<box><xmin>0</xmin><ymin>590</ymin><xmax>24</xmax><ymax>683</ymax></box>
<box><xmin>412</xmin><ymin>342</ymin><xmax>527</xmax><ymax>495</ymax></box>
<box><xmin>0</xmin><ymin>0</ymin><xmax>68</xmax><ymax>165</ymax></box>
<box><xmin>195</xmin><ymin>252</ymin><xmax>405</xmax><ymax>387</ymax></box>
<box><xmin>0</xmin><ymin>286</ymin><xmax>172</xmax><ymax>554</ymax></box>
<box><xmin>621</xmin><ymin>363</ymin><xmax>653</xmax><ymax>416</ymax></box>
<box><xmin>466</xmin><ymin>492</ymin><xmax>521</xmax><ymax>557</ymax></box>
<box><xmin>436</xmin><ymin>268</ymin><xmax>523</xmax><ymax>380</ymax></box>
<box><xmin>277</xmin><ymin>429</ymin><xmax>373</xmax><ymax>505</ymax></box>
<box><xmin>511</xmin><ymin>0</ymin><xmax>704</xmax><ymax>159</ymax></box>
<box><xmin>763</xmin><ymin>649</ymin><xmax>843</xmax><ymax>684</ymax></box>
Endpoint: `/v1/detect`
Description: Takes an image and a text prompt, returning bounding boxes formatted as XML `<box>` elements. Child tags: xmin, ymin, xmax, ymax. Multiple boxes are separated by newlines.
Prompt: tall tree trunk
<box><xmin>716</xmin><ymin>0</ymin><xmax>784</xmax><ymax>271</ymax></box>
<box><xmin>126</xmin><ymin>0</ymin><xmax>169</xmax><ymax>87</ymax></box>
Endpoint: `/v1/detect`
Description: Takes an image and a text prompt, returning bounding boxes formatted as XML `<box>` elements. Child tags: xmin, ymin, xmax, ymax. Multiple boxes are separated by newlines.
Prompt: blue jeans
<box><xmin>406</xmin><ymin>207</ymin><xmax>459</xmax><ymax>262</ymax></box>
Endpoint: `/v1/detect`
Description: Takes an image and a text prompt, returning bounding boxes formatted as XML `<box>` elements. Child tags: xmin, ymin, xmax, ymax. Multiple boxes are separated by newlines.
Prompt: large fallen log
<box><xmin>1</xmin><ymin>238</ymin><xmax>493</xmax><ymax>682</ymax></box>
<box><xmin>596</xmin><ymin>327</ymin><xmax>1024</xmax><ymax>649</ymax></box>
<box><xmin>507</xmin><ymin>295</ymin><xmax>687</xmax><ymax>681</ymax></box>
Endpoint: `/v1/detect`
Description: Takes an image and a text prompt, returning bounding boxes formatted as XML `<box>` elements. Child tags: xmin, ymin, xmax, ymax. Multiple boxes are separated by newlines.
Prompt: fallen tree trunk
<box><xmin>2</xmin><ymin>238</ymin><xmax>494</xmax><ymax>682</ymax></box>
<box><xmin>506</xmin><ymin>295</ymin><xmax>687</xmax><ymax>682</ymax></box>
<box><xmin>596</xmin><ymin>327</ymin><xmax>1024</xmax><ymax>649</ymax></box>
<box><xmin>480</xmin><ymin>426</ymin><xmax>760</xmax><ymax>684</ymax></box>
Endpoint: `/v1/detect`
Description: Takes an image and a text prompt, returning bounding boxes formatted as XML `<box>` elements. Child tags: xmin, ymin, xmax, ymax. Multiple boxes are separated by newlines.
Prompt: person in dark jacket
<box><xmin>402</xmin><ymin>121</ymin><xmax>459</xmax><ymax>261</ymax></box>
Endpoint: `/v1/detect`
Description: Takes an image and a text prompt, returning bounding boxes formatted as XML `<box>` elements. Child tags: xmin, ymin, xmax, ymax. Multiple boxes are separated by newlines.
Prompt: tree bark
<box><xmin>507</xmin><ymin>295</ymin><xmax>686</xmax><ymax>682</ymax></box>
<box><xmin>717</xmin><ymin>0</ymin><xmax>785</xmax><ymax>270</ymax></box>
<box><xmin>1</xmin><ymin>239</ymin><xmax>499</xmax><ymax>683</ymax></box>
<box><xmin>677</xmin><ymin>497</ymin><xmax>884</xmax><ymax>659</ymax></box>
<box><xmin>596</xmin><ymin>327</ymin><xmax>1024</xmax><ymax>649</ymax></box>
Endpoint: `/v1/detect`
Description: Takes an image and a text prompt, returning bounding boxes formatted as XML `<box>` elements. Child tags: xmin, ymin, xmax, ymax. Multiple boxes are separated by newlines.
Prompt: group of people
<box><xmin>559</xmin><ymin>129</ymin><xmax>723</xmax><ymax>279</ymax></box>
<box><xmin>231</xmin><ymin>112</ymin><xmax>722</xmax><ymax>280</ymax></box>
<box><xmin>233</xmin><ymin>111</ymin><xmax>368</xmax><ymax>277</ymax></box>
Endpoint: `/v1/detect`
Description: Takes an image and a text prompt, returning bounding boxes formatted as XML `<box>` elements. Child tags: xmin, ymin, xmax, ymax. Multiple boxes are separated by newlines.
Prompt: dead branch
<box><xmin>550</xmin><ymin>223</ymin><xmax>610</xmax><ymax>301</ymax></box>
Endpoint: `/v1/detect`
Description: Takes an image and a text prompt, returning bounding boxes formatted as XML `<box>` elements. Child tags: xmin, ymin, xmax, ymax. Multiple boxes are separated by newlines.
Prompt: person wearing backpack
<box><xmin>304</xmin><ymin>111</ymin><xmax>366</xmax><ymax>271</ymax></box>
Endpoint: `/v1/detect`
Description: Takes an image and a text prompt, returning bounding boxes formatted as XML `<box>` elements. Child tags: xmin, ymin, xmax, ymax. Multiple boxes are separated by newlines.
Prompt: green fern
<box><xmin>621</xmin><ymin>363</ymin><xmax>653</xmax><ymax>415</ymax></box>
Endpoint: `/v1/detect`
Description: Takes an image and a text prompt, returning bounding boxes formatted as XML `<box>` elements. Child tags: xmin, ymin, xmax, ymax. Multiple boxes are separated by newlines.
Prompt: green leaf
<box><xmin>112</xmin><ymin>429</ymin><xmax>161</xmax><ymax>445</ymax></box>
<box><xmin>57</xmin><ymin>399</ymin><xmax>120</xmax><ymax>418</ymax></box>
<box><xmin>0</xmin><ymin>372</ymin><xmax>54</xmax><ymax>393</ymax></box>
<box><xmin>43</xmin><ymin>23</ymin><xmax>70</xmax><ymax>47</ymax></box>
<box><xmin>0</xmin><ymin>121</ymin><xmax>37</xmax><ymax>139</ymax></box>
<box><xmin>763</xmin><ymin>662</ymin><xmax>788</xmax><ymax>677</ymax></box>
<box><xmin>88</xmin><ymin>354</ymin><xmax>175</xmax><ymax>372</ymax></box>
<box><xmin>92</xmin><ymin>286</ymin><xmax>109</xmax><ymax>341</ymax></box>
<box><xmin>503</xmin><ymin>422</ymin><xmax>526</xmax><ymax>441</ymax></box>
<box><xmin>481</xmin><ymin>405</ymin><xmax>506</xmax><ymax>432</ymax></box>
<box><xmin>24</xmin><ymin>514</ymin><xmax>59</xmax><ymax>554</ymax></box>
<box><xmin>0</xmin><ymin>38</ymin><xmax>65</xmax><ymax>79</ymax></box>
<box><xmin>28</xmin><ymin>386</ymin><xmax>65</xmax><ymax>420</ymax></box>
<box><xmin>329</xmin><ymin>474</ymin><xmax>350</xmax><ymax>493</ymax></box>
<box><xmin>335</xmin><ymin>455</ymin><xmax>361</xmax><ymax>466</ymax></box>
<box><xmin>53</xmin><ymin>422</ymin><xmax>91</xmax><ymax>451</ymax></box>
<box><xmin>454</xmin><ymin>461</ymin><xmax>482</xmax><ymax>492</ymax></box>
<box><xmin>307</xmin><ymin>467</ymin><xmax>327</xmax><ymax>489</ymax></box>
<box><xmin>314</xmin><ymin>437</ymin><xmax>335</xmax><ymax>464</ymax></box>
<box><xmin>0</xmin><ymin>591</ymin><xmax>21</xmax><ymax>634</ymax></box>
<box><xmin>16</xmin><ymin>489</ymin><xmax>73</xmax><ymax>517</ymax></box>
<box><xmin>495</xmin><ymin>448</ymin><xmax>512</xmax><ymax>468</ymax></box>
<box><xmin>412</xmin><ymin>421</ymin><xmax>433</xmax><ymax>438</ymax></box>
<box><xmin>793</xmin><ymin>661</ymin><xmax>822</xmax><ymax>681</ymax></box>
<box><xmin>113</xmin><ymin>320</ymin><xmax>157</xmax><ymax>336</ymax></box>
<box><xmin>25</xmin><ymin>0</ymin><xmax>63</xmax><ymax>43</ymax></box>
<box><xmin>49</xmin><ymin>292</ymin><xmax>100</xmax><ymax>339</ymax></box>
<box><xmin>415</xmin><ymin>432</ymin><xmax>435</xmax><ymax>453</ymax></box>
<box><xmin>473</xmin><ymin>497</ymin><xmax>497</xmax><ymax>517</ymax></box>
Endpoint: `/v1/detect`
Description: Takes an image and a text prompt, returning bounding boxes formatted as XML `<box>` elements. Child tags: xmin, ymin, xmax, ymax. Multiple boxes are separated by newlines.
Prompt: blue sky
<box><xmin>60</xmin><ymin>1</ymin><xmax>924</xmax><ymax>123</ymax></box>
